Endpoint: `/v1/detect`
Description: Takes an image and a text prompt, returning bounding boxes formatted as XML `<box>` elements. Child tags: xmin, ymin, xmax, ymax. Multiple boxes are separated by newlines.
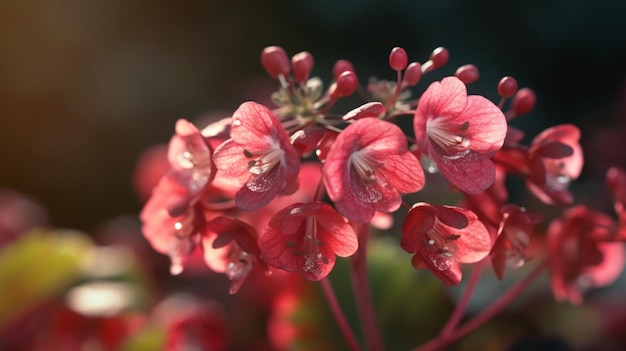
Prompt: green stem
<box><xmin>350</xmin><ymin>223</ymin><xmax>385</xmax><ymax>351</ymax></box>
<box><xmin>320</xmin><ymin>277</ymin><xmax>362</xmax><ymax>351</ymax></box>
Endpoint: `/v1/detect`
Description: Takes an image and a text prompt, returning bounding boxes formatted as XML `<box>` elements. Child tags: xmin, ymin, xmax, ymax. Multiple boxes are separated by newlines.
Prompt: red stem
<box><xmin>350</xmin><ymin>223</ymin><xmax>385</xmax><ymax>351</ymax></box>
<box><xmin>320</xmin><ymin>277</ymin><xmax>362</xmax><ymax>351</ymax></box>
<box><xmin>384</xmin><ymin>70</ymin><xmax>403</xmax><ymax>111</ymax></box>
<box><xmin>439</xmin><ymin>260</ymin><xmax>485</xmax><ymax>338</ymax></box>
<box><xmin>413</xmin><ymin>259</ymin><xmax>548</xmax><ymax>351</ymax></box>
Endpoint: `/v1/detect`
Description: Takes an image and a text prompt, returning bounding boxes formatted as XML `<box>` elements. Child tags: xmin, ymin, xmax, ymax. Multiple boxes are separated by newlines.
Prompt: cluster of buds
<box><xmin>139</xmin><ymin>45</ymin><xmax>626</xmax><ymax>309</ymax></box>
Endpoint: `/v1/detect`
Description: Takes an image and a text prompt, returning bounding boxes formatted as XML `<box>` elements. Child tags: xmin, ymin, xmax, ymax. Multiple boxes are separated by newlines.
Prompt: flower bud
<box><xmin>455</xmin><ymin>64</ymin><xmax>479</xmax><ymax>84</ymax></box>
<box><xmin>498</xmin><ymin>76</ymin><xmax>518</xmax><ymax>98</ymax></box>
<box><xmin>332</xmin><ymin>59</ymin><xmax>355</xmax><ymax>80</ymax></box>
<box><xmin>511</xmin><ymin>88</ymin><xmax>536</xmax><ymax>116</ymax></box>
<box><xmin>332</xmin><ymin>71</ymin><xmax>358</xmax><ymax>98</ymax></box>
<box><xmin>389</xmin><ymin>47</ymin><xmax>408</xmax><ymax>71</ymax></box>
<box><xmin>402</xmin><ymin>62</ymin><xmax>422</xmax><ymax>86</ymax></box>
<box><xmin>430</xmin><ymin>47</ymin><xmax>449</xmax><ymax>69</ymax></box>
<box><xmin>261</xmin><ymin>46</ymin><xmax>290</xmax><ymax>78</ymax></box>
<box><xmin>291</xmin><ymin>51</ymin><xmax>314</xmax><ymax>84</ymax></box>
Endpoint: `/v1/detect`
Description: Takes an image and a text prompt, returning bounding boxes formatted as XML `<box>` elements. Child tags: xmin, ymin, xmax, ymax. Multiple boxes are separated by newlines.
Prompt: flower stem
<box><xmin>439</xmin><ymin>259</ymin><xmax>485</xmax><ymax>338</ymax></box>
<box><xmin>350</xmin><ymin>223</ymin><xmax>385</xmax><ymax>351</ymax></box>
<box><xmin>413</xmin><ymin>259</ymin><xmax>548</xmax><ymax>351</ymax></box>
<box><xmin>320</xmin><ymin>278</ymin><xmax>362</xmax><ymax>351</ymax></box>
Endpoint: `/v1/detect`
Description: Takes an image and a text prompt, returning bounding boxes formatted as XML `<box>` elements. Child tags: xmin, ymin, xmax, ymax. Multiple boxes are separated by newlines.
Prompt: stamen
<box><xmin>350</xmin><ymin>150</ymin><xmax>383</xmax><ymax>183</ymax></box>
<box><xmin>244</xmin><ymin>146</ymin><xmax>284</xmax><ymax>176</ymax></box>
<box><xmin>426</xmin><ymin>118</ymin><xmax>471</xmax><ymax>158</ymax></box>
<box><xmin>424</xmin><ymin>218</ymin><xmax>460</xmax><ymax>262</ymax></box>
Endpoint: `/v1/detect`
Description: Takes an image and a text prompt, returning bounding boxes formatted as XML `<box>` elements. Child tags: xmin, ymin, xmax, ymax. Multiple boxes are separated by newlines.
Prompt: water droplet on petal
<box><xmin>170</xmin><ymin>259</ymin><xmax>184</xmax><ymax>275</ymax></box>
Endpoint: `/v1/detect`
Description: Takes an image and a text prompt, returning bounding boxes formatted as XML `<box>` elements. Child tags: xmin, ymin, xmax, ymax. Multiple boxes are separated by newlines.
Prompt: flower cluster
<box><xmin>138</xmin><ymin>45</ymin><xmax>626</xmax><ymax>349</ymax></box>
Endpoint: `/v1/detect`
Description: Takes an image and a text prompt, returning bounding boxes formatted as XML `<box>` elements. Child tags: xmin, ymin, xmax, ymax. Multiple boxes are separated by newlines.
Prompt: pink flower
<box><xmin>490</xmin><ymin>204</ymin><xmax>536</xmax><ymax>280</ymax></box>
<box><xmin>548</xmin><ymin>205</ymin><xmax>625</xmax><ymax>305</ymax></box>
<box><xmin>527</xmin><ymin>124</ymin><xmax>583</xmax><ymax>205</ymax></box>
<box><xmin>201</xmin><ymin>216</ymin><xmax>266</xmax><ymax>294</ymax></box>
<box><xmin>607</xmin><ymin>167</ymin><xmax>626</xmax><ymax>240</ymax></box>
<box><xmin>400</xmin><ymin>202</ymin><xmax>491</xmax><ymax>285</ymax></box>
<box><xmin>139</xmin><ymin>173</ymin><xmax>204</xmax><ymax>275</ymax></box>
<box><xmin>413</xmin><ymin>76</ymin><xmax>507</xmax><ymax>194</ymax></box>
<box><xmin>259</xmin><ymin>202</ymin><xmax>358</xmax><ymax>281</ymax></box>
<box><xmin>213</xmin><ymin>102</ymin><xmax>300</xmax><ymax>211</ymax></box>
<box><xmin>323</xmin><ymin>117</ymin><xmax>424</xmax><ymax>223</ymax></box>
<box><xmin>167</xmin><ymin>119</ymin><xmax>216</xmax><ymax>195</ymax></box>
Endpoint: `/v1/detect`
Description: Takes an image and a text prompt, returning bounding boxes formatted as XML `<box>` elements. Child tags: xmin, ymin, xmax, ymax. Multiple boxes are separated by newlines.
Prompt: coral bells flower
<box><xmin>413</xmin><ymin>76</ymin><xmax>507</xmax><ymax>194</ymax></box>
<box><xmin>202</xmin><ymin>216</ymin><xmax>266</xmax><ymax>294</ymax></box>
<box><xmin>323</xmin><ymin>116</ymin><xmax>425</xmax><ymax>223</ymax></box>
<box><xmin>168</xmin><ymin>118</ymin><xmax>215</xmax><ymax>194</ymax></box>
<box><xmin>527</xmin><ymin>124</ymin><xmax>583</xmax><ymax>205</ymax></box>
<box><xmin>490</xmin><ymin>204</ymin><xmax>536</xmax><ymax>280</ymax></box>
<box><xmin>401</xmin><ymin>203</ymin><xmax>491</xmax><ymax>286</ymax></box>
<box><xmin>140</xmin><ymin>173</ymin><xmax>204</xmax><ymax>275</ymax></box>
<box><xmin>548</xmin><ymin>205</ymin><xmax>625</xmax><ymax>305</ymax></box>
<box><xmin>607</xmin><ymin>167</ymin><xmax>626</xmax><ymax>239</ymax></box>
<box><xmin>213</xmin><ymin>102</ymin><xmax>300</xmax><ymax>211</ymax></box>
<box><xmin>259</xmin><ymin>202</ymin><xmax>358</xmax><ymax>281</ymax></box>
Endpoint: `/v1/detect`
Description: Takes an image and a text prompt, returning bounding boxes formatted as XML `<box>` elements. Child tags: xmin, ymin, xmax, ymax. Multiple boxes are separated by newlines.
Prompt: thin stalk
<box><xmin>320</xmin><ymin>278</ymin><xmax>362</xmax><ymax>351</ymax></box>
<box><xmin>350</xmin><ymin>223</ymin><xmax>385</xmax><ymax>351</ymax></box>
<box><xmin>413</xmin><ymin>259</ymin><xmax>548</xmax><ymax>351</ymax></box>
<box><xmin>439</xmin><ymin>259</ymin><xmax>485</xmax><ymax>338</ymax></box>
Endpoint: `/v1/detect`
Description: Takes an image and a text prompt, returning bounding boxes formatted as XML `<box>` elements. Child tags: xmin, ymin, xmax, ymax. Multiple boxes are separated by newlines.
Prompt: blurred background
<box><xmin>1</xmin><ymin>0</ymin><xmax>626</xmax><ymax>350</ymax></box>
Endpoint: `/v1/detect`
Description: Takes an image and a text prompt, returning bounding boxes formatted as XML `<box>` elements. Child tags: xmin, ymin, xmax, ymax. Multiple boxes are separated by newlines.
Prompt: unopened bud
<box><xmin>511</xmin><ymin>88</ymin><xmax>536</xmax><ymax>116</ymax></box>
<box><xmin>332</xmin><ymin>71</ymin><xmax>358</xmax><ymax>98</ymax></box>
<box><xmin>402</xmin><ymin>62</ymin><xmax>422</xmax><ymax>86</ymax></box>
<box><xmin>455</xmin><ymin>64</ymin><xmax>479</xmax><ymax>84</ymax></box>
<box><xmin>332</xmin><ymin>59</ymin><xmax>355</xmax><ymax>80</ymax></box>
<box><xmin>261</xmin><ymin>46</ymin><xmax>290</xmax><ymax>78</ymax></box>
<box><xmin>498</xmin><ymin>76</ymin><xmax>518</xmax><ymax>98</ymax></box>
<box><xmin>389</xmin><ymin>47</ymin><xmax>408</xmax><ymax>71</ymax></box>
<box><xmin>430</xmin><ymin>47</ymin><xmax>449</xmax><ymax>69</ymax></box>
<box><xmin>291</xmin><ymin>51</ymin><xmax>314</xmax><ymax>84</ymax></box>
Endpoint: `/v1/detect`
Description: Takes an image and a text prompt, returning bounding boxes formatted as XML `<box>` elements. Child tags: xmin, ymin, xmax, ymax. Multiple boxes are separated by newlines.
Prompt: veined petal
<box><xmin>324</xmin><ymin>117</ymin><xmax>424</xmax><ymax>222</ymax></box>
<box><xmin>431</xmin><ymin>149</ymin><xmax>497</xmax><ymax>194</ymax></box>
<box><xmin>259</xmin><ymin>202</ymin><xmax>357</xmax><ymax>280</ymax></box>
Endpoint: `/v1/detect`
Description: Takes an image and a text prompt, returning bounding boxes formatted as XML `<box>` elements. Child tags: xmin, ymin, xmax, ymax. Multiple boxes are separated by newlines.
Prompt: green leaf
<box><xmin>0</xmin><ymin>228</ymin><xmax>93</xmax><ymax>324</ymax></box>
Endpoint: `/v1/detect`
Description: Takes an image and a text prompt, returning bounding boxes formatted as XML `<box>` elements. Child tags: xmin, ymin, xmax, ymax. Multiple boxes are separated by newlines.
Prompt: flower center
<box><xmin>426</xmin><ymin>118</ymin><xmax>471</xmax><ymax>159</ymax></box>
<box><xmin>287</xmin><ymin>216</ymin><xmax>328</xmax><ymax>276</ymax></box>
<box><xmin>243</xmin><ymin>143</ymin><xmax>284</xmax><ymax>176</ymax></box>
<box><xmin>424</xmin><ymin>218</ymin><xmax>461</xmax><ymax>270</ymax></box>
<box><xmin>545</xmin><ymin>161</ymin><xmax>571</xmax><ymax>191</ymax></box>
<box><xmin>177</xmin><ymin>142</ymin><xmax>211</xmax><ymax>170</ymax></box>
<box><xmin>350</xmin><ymin>150</ymin><xmax>383</xmax><ymax>183</ymax></box>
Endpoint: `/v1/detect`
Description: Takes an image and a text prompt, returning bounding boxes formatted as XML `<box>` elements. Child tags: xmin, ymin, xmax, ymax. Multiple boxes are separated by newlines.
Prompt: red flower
<box><xmin>401</xmin><ymin>203</ymin><xmax>491</xmax><ymax>285</ymax></box>
<box><xmin>140</xmin><ymin>173</ymin><xmax>204</xmax><ymax>275</ymax></box>
<box><xmin>413</xmin><ymin>76</ymin><xmax>507</xmax><ymax>194</ymax></box>
<box><xmin>213</xmin><ymin>102</ymin><xmax>300</xmax><ymax>211</ymax></box>
<box><xmin>201</xmin><ymin>216</ymin><xmax>266</xmax><ymax>294</ymax></box>
<box><xmin>527</xmin><ymin>124</ymin><xmax>583</xmax><ymax>205</ymax></box>
<box><xmin>168</xmin><ymin>118</ymin><xmax>215</xmax><ymax>194</ymax></box>
<box><xmin>323</xmin><ymin>117</ymin><xmax>424</xmax><ymax>223</ymax></box>
<box><xmin>490</xmin><ymin>204</ymin><xmax>536</xmax><ymax>280</ymax></box>
<box><xmin>548</xmin><ymin>205</ymin><xmax>625</xmax><ymax>304</ymax></box>
<box><xmin>606</xmin><ymin>167</ymin><xmax>626</xmax><ymax>240</ymax></box>
<box><xmin>259</xmin><ymin>202</ymin><xmax>358</xmax><ymax>281</ymax></box>
<box><xmin>154</xmin><ymin>297</ymin><xmax>227</xmax><ymax>351</ymax></box>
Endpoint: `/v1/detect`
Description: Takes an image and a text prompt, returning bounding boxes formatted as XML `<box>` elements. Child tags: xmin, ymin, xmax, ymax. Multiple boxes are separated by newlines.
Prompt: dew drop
<box><xmin>233</xmin><ymin>119</ymin><xmax>242</xmax><ymax>126</ymax></box>
<box><xmin>557</xmin><ymin>175</ymin><xmax>570</xmax><ymax>184</ymax></box>
<box><xmin>170</xmin><ymin>260</ymin><xmax>184</xmax><ymax>275</ymax></box>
